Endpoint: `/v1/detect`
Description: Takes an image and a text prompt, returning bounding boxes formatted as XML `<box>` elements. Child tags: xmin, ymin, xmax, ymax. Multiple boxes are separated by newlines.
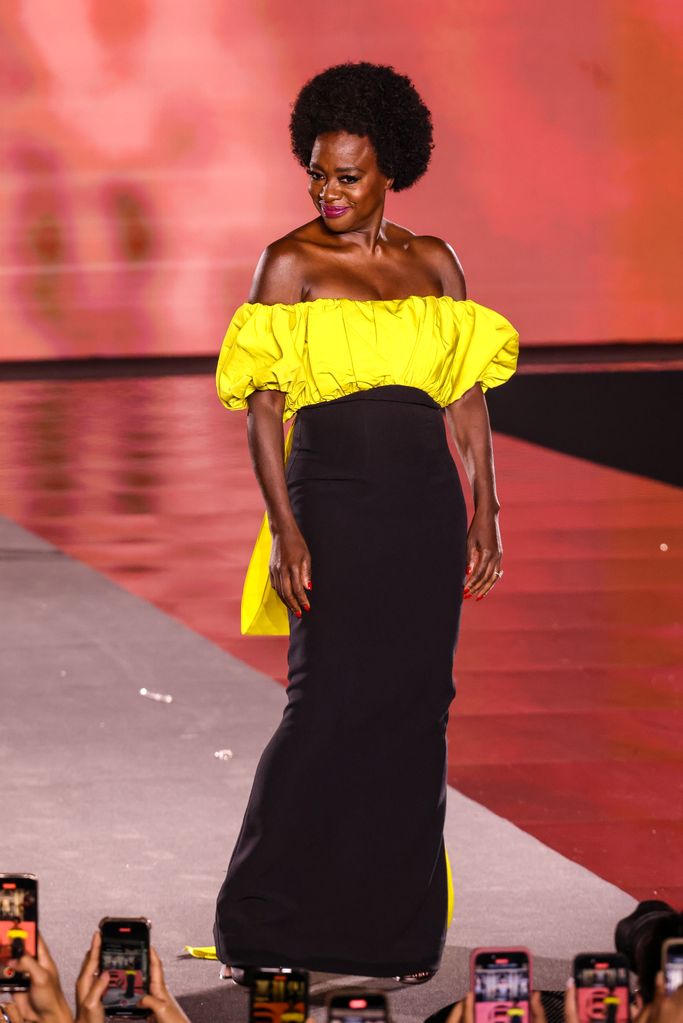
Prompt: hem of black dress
<box><xmin>216</xmin><ymin>946</ymin><xmax>443</xmax><ymax>977</ymax></box>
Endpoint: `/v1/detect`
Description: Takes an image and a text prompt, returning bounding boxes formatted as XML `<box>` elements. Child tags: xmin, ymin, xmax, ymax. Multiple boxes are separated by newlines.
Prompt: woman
<box><xmin>213</xmin><ymin>62</ymin><xmax>519</xmax><ymax>983</ymax></box>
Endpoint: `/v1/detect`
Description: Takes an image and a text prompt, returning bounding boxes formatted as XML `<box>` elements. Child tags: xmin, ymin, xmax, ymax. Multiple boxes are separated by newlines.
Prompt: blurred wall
<box><xmin>0</xmin><ymin>0</ymin><xmax>681</xmax><ymax>360</ymax></box>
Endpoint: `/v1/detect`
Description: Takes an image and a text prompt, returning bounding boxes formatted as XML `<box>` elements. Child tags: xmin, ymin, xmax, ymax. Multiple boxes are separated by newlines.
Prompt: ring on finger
<box><xmin>493</xmin><ymin>569</ymin><xmax>504</xmax><ymax>579</ymax></box>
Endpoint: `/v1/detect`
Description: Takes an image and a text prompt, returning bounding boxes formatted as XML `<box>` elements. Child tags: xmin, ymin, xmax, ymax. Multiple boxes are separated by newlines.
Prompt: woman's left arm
<box><xmin>445</xmin><ymin>386</ymin><xmax>503</xmax><ymax>600</ymax></box>
<box><xmin>424</xmin><ymin>235</ymin><xmax>504</xmax><ymax>600</ymax></box>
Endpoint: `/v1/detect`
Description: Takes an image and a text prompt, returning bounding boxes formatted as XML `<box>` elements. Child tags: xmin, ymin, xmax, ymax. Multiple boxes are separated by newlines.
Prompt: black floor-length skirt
<box><xmin>214</xmin><ymin>385</ymin><xmax>468</xmax><ymax>976</ymax></box>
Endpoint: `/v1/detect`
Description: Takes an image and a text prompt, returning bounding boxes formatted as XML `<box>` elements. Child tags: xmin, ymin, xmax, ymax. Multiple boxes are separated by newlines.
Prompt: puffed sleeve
<box><xmin>440</xmin><ymin>299</ymin><xmax>520</xmax><ymax>403</ymax></box>
<box><xmin>215</xmin><ymin>302</ymin><xmax>306</xmax><ymax>412</ymax></box>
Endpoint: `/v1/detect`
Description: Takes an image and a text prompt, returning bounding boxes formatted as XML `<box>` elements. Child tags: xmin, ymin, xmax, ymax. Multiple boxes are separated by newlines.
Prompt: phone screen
<box><xmin>474</xmin><ymin>951</ymin><xmax>530</xmax><ymax>1023</ymax></box>
<box><xmin>0</xmin><ymin>875</ymin><xmax>38</xmax><ymax>991</ymax></box>
<box><xmin>665</xmin><ymin>943</ymin><xmax>683</xmax><ymax>996</ymax></box>
<box><xmin>249</xmin><ymin>968</ymin><xmax>308</xmax><ymax>1023</ymax></box>
<box><xmin>328</xmin><ymin>993</ymin><xmax>388</xmax><ymax>1023</ymax></box>
<box><xmin>100</xmin><ymin>919</ymin><xmax>150</xmax><ymax>1016</ymax></box>
<box><xmin>574</xmin><ymin>955</ymin><xmax>630</xmax><ymax>1023</ymax></box>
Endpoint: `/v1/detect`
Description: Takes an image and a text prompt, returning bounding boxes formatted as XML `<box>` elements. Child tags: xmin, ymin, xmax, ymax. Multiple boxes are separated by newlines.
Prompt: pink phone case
<box><xmin>470</xmin><ymin>947</ymin><xmax>532</xmax><ymax>1023</ymax></box>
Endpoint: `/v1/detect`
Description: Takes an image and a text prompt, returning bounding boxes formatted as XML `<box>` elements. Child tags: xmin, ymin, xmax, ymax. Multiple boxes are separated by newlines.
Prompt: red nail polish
<box><xmin>475</xmin><ymin>596</ymin><xmax>484</xmax><ymax>602</ymax></box>
<box><xmin>295</xmin><ymin>610</ymin><xmax>302</xmax><ymax>618</ymax></box>
<box><xmin>463</xmin><ymin>587</ymin><xmax>470</xmax><ymax>595</ymax></box>
<box><xmin>466</xmin><ymin>566</ymin><xmax>472</xmax><ymax>576</ymax></box>
<box><xmin>303</xmin><ymin>604</ymin><xmax>311</xmax><ymax>612</ymax></box>
<box><xmin>305</xmin><ymin>581</ymin><xmax>312</xmax><ymax>590</ymax></box>
<box><xmin>463</xmin><ymin>593</ymin><xmax>472</xmax><ymax>600</ymax></box>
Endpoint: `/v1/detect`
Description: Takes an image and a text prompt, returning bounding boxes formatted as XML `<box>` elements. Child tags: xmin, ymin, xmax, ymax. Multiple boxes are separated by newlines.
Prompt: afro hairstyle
<box><xmin>289</xmin><ymin>62</ymin><xmax>434</xmax><ymax>192</ymax></box>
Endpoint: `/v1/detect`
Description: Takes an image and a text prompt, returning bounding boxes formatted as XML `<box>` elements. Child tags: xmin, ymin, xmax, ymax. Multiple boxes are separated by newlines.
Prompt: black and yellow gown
<box><xmin>213</xmin><ymin>295</ymin><xmax>519</xmax><ymax>977</ymax></box>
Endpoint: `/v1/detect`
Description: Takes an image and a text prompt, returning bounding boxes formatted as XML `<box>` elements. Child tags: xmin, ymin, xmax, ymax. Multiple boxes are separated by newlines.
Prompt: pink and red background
<box><xmin>0</xmin><ymin>2</ymin><xmax>681</xmax><ymax>907</ymax></box>
<box><xmin>1</xmin><ymin>0</ymin><xmax>682</xmax><ymax>362</ymax></box>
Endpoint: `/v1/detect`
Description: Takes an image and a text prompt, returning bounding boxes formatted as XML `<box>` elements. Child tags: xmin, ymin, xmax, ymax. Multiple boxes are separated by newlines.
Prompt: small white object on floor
<box><xmin>139</xmin><ymin>687</ymin><xmax>173</xmax><ymax>704</ymax></box>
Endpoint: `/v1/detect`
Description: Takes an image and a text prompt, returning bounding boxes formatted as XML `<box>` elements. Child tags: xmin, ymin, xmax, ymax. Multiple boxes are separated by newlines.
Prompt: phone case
<box><xmin>572</xmin><ymin>954</ymin><xmax>630</xmax><ymax>1023</ymax></box>
<box><xmin>98</xmin><ymin>918</ymin><xmax>151</xmax><ymax>1018</ymax></box>
<box><xmin>0</xmin><ymin>874</ymin><xmax>38</xmax><ymax>993</ymax></box>
<box><xmin>471</xmin><ymin>947</ymin><xmax>532</xmax><ymax>1023</ymax></box>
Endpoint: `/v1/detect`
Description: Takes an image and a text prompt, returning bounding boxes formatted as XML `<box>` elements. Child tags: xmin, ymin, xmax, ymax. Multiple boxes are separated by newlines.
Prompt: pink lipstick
<box><xmin>321</xmin><ymin>203</ymin><xmax>350</xmax><ymax>218</ymax></box>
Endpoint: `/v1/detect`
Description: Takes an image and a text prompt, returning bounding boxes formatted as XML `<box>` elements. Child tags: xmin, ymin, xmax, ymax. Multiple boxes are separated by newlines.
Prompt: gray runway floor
<box><xmin>2</xmin><ymin>517</ymin><xmax>635</xmax><ymax>1022</ymax></box>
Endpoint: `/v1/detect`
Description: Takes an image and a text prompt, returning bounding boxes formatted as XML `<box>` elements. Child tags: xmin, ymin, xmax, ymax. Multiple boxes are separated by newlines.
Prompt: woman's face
<box><xmin>307</xmin><ymin>131</ymin><xmax>393</xmax><ymax>231</ymax></box>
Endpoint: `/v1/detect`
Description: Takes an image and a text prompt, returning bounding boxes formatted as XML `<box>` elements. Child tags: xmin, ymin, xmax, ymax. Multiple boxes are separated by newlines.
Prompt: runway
<box><xmin>1</xmin><ymin>370</ymin><xmax>681</xmax><ymax>1021</ymax></box>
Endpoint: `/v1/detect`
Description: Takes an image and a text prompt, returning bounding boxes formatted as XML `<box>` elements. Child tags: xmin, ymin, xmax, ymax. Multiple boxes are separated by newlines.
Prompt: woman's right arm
<box><xmin>245</xmin><ymin>240</ymin><xmax>311</xmax><ymax>618</ymax></box>
<box><xmin>246</xmin><ymin>389</ymin><xmax>311</xmax><ymax>617</ymax></box>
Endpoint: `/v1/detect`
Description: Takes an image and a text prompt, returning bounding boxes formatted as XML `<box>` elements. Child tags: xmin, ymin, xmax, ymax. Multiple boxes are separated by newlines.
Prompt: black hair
<box><xmin>635</xmin><ymin>914</ymin><xmax>683</xmax><ymax>1003</ymax></box>
<box><xmin>615</xmin><ymin>901</ymin><xmax>683</xmax><ymax>1004</ymax></box>
<box><xmin>289</xmin><ymin>61</ymin><xmax>434</xmax><ymax>192</ymax></box>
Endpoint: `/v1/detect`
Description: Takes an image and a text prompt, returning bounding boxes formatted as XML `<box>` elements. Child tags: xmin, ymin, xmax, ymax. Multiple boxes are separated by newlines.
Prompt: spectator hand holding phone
<box><xmin>75</xmin><ymin>934</ymin><xmax>189</xmax><ymax>1023</ymax></box>
<box><xmin>1</xmin><ymin>934</ymin><xmax>72</xmax><ymax>1023</ymax></box>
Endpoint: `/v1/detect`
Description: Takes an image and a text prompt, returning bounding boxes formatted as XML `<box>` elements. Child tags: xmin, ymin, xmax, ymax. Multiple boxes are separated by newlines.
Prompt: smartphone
<box><xmin>471</xmin><ymin>948</ymin><xmax>531</xmax><ymax>1023</ymax></box>
<box><xmin>573</xmin><ymin>953</ymin><xmax>630</xmax><ymax>1023</ymax></box>
<box><xmin>249</xmin><ymin>967</ymin><xmax>309</xmax><ymax>1023</ymax></box>
<box><xmin>99</xmin><ymin>917</ymin><xmax>150</xmax><ymax>1017</ymax></box>
<box><xmin>0</xmin><ymin>874</ymin><xmax>38</xmax><ymax>993</ymax></box>
<box><xmin>327</xmin><ymin>992</ymin><xmax>389</xmax><ymax>1023</ymax></box>
<box><xmin>662</xmin><ymin>939</ymin><xmax>683</xmax><ymax>996</ymax></box>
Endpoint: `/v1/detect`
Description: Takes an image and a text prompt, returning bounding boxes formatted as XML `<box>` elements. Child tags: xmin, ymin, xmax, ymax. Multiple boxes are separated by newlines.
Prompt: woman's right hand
<box><xmin>269</xmin><ymin>523</ymin><xmax>312</xmax><ymax>617</ymax></box>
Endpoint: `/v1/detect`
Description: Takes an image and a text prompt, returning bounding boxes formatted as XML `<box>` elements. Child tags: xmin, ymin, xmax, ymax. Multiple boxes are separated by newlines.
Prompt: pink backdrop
<box><xmin>0</xmin><ymin>0</ymin><xmax>681</xmax><ymax>360</ymax></box>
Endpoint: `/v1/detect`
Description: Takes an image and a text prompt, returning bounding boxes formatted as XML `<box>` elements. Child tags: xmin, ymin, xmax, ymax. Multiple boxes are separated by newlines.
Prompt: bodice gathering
<box><xmin>216</xmin><ymin>295</ymin><xmax>520</xmax><ymax>420</ymax></box>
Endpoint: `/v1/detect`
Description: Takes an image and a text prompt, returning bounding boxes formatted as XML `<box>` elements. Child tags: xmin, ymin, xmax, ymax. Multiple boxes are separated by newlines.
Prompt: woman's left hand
<box><xmin>464</xmin><ymin>507</ymin><xmax>503</xmax><ymax>600</ymax></box>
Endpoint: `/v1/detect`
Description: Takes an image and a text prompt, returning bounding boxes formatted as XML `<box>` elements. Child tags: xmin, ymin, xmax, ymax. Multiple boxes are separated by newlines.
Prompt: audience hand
<box><xmin>645</xmin><ymin>972</ymin><xmax>683</xmax><ymax>1023</ymax></box>
<box><xmin>564</xmin><ymin>979</ymin><xmax>580</xmax><ymax>1023</ymax></box>
<box><xmin>445</xmin><ymin>991</ymin><xmax>474</xmax><ymax>1023</ymax></box>
<box><xmin>0</xmin><ymin>1003</ymin><xmax>23</xmax><ymax>1023</ymax></box>
<box><xmin>137</xmin><ymin>948</ymin><xmax>190</xmax><ymax>1023</ymax></box>
<box><xmin>75</xmin><ymin>932</ymin><xmax>109</xmax><ymax>1023</ymax></box>
<box><xmin>2</xmin><ymin>934</ymin><xmax>73</xmax><ymax>1023</ymax></box>
<box><xmin>75</xmin><ymin>934</ymin><xmax>189</xmax><ymax>1023</ymax></box>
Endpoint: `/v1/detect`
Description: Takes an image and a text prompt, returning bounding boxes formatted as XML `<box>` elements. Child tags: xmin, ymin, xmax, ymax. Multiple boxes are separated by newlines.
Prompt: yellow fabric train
<box><xmin>216</xmin><ymin>295</ymin><xmax>519</xmax><ymax>635</ymax></box>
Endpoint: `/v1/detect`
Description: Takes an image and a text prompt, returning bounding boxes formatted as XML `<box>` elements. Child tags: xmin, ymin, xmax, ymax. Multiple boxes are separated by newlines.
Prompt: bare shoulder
<box><xmin>386</xmin><ymin>222</ymin><xmax>466</xmax><ymax>300</ymax></box>
<box><xmin>247</xmin><ymin>219</ymin><xmax>334</xmax><ymax>303</ymax></box>
<box><xmin>411</xmin><ymin>233</ymin><xmax>467</xmax><ymax>300</ymax></box>
<box><xmin>247</xmin><ymin>233</ymin><xmax>307</xmax><ymax>304</ymax></box>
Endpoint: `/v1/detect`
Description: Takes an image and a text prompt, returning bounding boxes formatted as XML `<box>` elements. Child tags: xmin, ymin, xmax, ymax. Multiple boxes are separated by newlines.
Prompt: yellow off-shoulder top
<box><xmin>216</xmin><ymin>294</ymin><xmax>520</xmax><ymax>636</ymax></box>
<box><xmin>217</xmin><ymin>294</ymin><xmax>519</xmax><ymax>419</ymax></box>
